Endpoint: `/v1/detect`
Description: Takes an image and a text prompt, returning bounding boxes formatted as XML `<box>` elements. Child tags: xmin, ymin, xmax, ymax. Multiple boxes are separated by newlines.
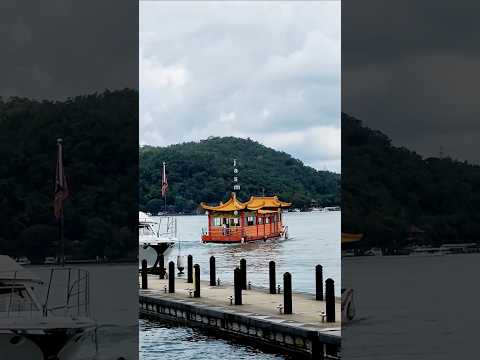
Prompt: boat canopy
<box><xmin>200</xmin><ymin>193</ymin><xmax>291</xmax><ymax>212</ymax></box>
<box><xmin>139</xmin><ymin>211</ymin><xmax>156</xmax><ymax>224</ymax></box>
<box><xmin>0</xmin><ymin>255</ymin><xmax>43</xmax><ymax>284</ymax></box>
<box><xmin>341</xmin><ymin>232</ymin><xmax>363</xmax><ymax>244</ymax></box>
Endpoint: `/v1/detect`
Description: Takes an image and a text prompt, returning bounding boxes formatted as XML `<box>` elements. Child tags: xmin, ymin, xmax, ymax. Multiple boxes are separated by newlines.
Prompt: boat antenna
<box><xmin>233</xmin><ymin>159</ymin><xmax>240</xmax><ymax>196</ymax></box>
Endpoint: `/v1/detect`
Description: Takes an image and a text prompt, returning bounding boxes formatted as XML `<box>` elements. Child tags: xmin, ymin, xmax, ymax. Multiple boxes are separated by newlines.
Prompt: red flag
<box><xmin>54</xmin><ymin>139</ymin><xmax>69</xmax><ymax>219</ymax></box>
<box><xmin>161</xmin><ymin>162</ymin><xmax>168</xmax><ymax>197</ymax></box>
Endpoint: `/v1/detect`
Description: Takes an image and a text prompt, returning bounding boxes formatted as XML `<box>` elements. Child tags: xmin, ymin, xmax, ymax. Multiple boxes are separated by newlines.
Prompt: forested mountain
<box><xmin>140</xmin><ymin>137</ymin><xmax>340</xmax><ymax>214</ymax></box>
<box><xmin>0</xmin><ymin>90</ymin><xmax>138</xmax><ymax>262</ymax></box>
<box><xmin>343</xmin><ymin>113</ymin><xmax>480</xmax><ymax>249</ymax></box>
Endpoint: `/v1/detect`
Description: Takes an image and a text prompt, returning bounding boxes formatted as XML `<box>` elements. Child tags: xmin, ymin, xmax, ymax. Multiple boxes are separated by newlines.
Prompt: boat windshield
<box><xmin>0</xmin><ymin>285</ymin><xmax>39</xmax><ymax>313</ymax></box>
<box><xmin>139</xmin><ymin>223</ymin><xmax>155</xmax><ymax>236</ymax></box>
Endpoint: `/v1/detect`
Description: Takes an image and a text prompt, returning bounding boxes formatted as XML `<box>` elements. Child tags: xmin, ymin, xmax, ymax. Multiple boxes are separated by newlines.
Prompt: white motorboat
<box><xmin>15</xmin><ymin>257</ymin><xmax>31</xmax><ymax>265</ymax></box>
<box><xmin>139</xmin><ymin>211</ymin><xmax>176</xmax><ymax>268</ymax></box>
<box><xmin>0</xmin><ymin>255</ymin><xmax>97</xmax><ymax>360</ymax></box>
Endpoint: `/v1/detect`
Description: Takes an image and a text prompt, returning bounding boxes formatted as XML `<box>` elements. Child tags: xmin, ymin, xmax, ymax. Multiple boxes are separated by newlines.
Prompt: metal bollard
<box><xmin>193</xmin><ymin>264</ymin><xmax>200</xmax><ymax>298</ymax></box>
<box><xmin>316</xmin><ymin>264</ymin><xmax>323</xmax><ymax>301</ymax></box>
<box><xmin>283</xmin><ymin>272</ymin><xmax>292</xmax><ymax>314</ymax></box>
<box><xmin>269</xmin><ymin>260</ymin><xmax>276</xmax><ymax>294</ymax></box>
<box><xmin>325</xmin><ymin>278</ymin><xmax>335</xmax><ymax>322</ymax></box>
<box><xmin>234</xmin><ymin>267</ymin><xmax>242</xmax><ymax>305</ymax></box>
<box><xmin>210</xmin><ymin>256</ymin><xmax>216</xmax><ymax>286</ymax></box>
<box><xmin>240</xmin><ymin>259</ymin><xmax>247</xmax><ymax>290</ymax></box>
<box><xmin>168</xmin><ymin>261</ymin><xmax>175</xmax><ymax>293</ymax></box>
<box><xmin>141</xmin><ymin>259</ymin><xmax>148</xmax><ymax>289</ymax></box>
<box><xmin>187</xmin><ymin>255</ymin><xmax>193</xmax><ymax>283</ymax></box>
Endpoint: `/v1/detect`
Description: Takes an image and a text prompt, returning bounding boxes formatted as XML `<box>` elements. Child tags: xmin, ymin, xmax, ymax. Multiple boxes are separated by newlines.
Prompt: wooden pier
<box><xmin>139</xmin><ymin>272</ymin><xmax>341</xmax><ymax>359</ymax></box>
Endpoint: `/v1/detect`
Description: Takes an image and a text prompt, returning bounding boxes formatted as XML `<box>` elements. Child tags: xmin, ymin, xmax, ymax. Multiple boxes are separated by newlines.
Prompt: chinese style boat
<box><xmin>200</xmin><ymin>193</ymin><xmax>291</xmax><ymax>243</ymax></box>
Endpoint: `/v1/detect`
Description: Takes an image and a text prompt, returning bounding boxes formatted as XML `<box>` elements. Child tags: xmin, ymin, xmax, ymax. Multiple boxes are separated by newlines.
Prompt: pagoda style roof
<box><xmin>245</xmin><ymin>196</ymin><xmax>291</xmax><ymax>210</ymax></box>
<box><xmin>341</xmin><ymin>232</ymin><xmax>363</xmax><ymax>244</ymax></box>
<box><xmin>200</xmin><ymin>193</ymin><xmax>246</xmax><ymax>212</ymax></box>
<box><xmin>200</xmin><ymin>193</ymin><xmax>291</xmax><ymax>212</ymax></box>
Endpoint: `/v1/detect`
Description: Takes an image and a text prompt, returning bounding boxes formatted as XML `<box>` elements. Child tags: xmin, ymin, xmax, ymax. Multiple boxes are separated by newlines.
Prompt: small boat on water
<box><xmin>200</xmin><ymin>193</ymin><xmax>290</xmax><ymax>244</ymax></box>
<box><xmin>0</xmin><ymin>255</ymin><xmax>97</xmax><ymax>359</ymax></box>
<box><xmin>138</xmin><ymin>211</ymin><xmax>176</xmax><ymax>268</ymax></box>
<box><xmin>15</xmin><ymin>257</ymin><xmax>31</xmax><ymax>265</ymax></box>
<box><xmin>43</xmin><ymin>257</ymin><xmax>58</xmax><ymax>265</ymax></box>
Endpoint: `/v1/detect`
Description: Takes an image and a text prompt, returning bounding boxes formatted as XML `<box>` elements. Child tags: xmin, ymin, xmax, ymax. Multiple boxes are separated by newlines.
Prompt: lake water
<box><xmin>30</xmin><ymin>264</ymin><xmax>138</xmax><ymax>360</ymax></box>
<box><xmin>342</xmin><ymin>254</ymin><xmax>480</xmax><ymax>359</ymax></box>
<box><xmin>140</xmin><ymin>211</ymin><xmax>340</xmax><ymax>360</ymax></box>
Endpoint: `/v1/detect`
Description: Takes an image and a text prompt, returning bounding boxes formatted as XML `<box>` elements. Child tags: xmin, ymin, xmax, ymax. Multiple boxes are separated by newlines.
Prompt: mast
<box><xmin>162</xmin><ymin>161</ymin><xmax>168</xmax><ymax>214</ymax></box>
<box><xmin>233</xmin><ymin>159</ymin><xmax>240</xmax><ymax>195</ymax></box>
<box><xmin>54</xmin><ymin>138</ymin><xmax>68</xmax><ymax>266</ymax></box>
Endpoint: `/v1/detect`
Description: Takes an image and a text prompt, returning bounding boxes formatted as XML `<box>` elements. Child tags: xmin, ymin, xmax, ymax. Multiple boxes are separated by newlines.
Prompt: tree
<box><xmin>83</xmin><ymin>218</ymin><xmax>110</xmax><ymax>258</ymax></box>
<box><xmin>20</xmin><ymin>225</ymin><xmax>57</xmax><ymax>264</ymax></box>
<box><xmin>146</xmin><ymin>198</ymin><xmax>164</xmax><ymax>215</ymax></box>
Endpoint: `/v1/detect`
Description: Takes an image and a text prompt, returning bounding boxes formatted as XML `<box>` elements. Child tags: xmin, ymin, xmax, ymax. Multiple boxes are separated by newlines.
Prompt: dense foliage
<box><xmin>140</xmin><ymin>137</ymin><xmax>340</xmax><ymax>214</ymax></box>
<box><xmin>343</xmin><ymin>113</ymin><xmax>480</xmax><ymax>249</ymax></box>
<box><xmin>0</xmin><ymin>90</ymin><xmax>138</xmax><ymax>262</ymax></box>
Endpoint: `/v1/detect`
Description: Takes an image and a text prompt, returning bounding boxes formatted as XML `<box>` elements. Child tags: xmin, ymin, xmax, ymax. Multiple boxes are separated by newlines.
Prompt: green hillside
<box><xmin>343</xmin><ymin>113</ymin><xmax>480</xmax><ymax>249</ymax></box>
<box><xmin>139</xmin><ymin>137</ymin><xmax>340</xmax><ymax>214</ymax></box>
<box><xmin>0</xmin><ymin>90</ymin><xmax>138</xmax><ymax>261</ymax></box>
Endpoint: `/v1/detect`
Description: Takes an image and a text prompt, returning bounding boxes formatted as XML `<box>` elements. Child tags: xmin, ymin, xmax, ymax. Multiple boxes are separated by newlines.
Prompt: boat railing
<box><xmin>0</xmin><ymin>268</ymin><xmax>91</xmax><ymax>319</ymax></box>
<box><xmin>208</xmin><ymin>227</ymin><xmax>244</xmax><ymax>237</ymax></box>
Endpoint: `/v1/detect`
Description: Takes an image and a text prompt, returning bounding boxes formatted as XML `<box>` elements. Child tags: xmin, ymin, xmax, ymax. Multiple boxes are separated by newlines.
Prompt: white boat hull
<box><xmin>0</xmin><ymin>323</ymin><xmax>96</xmax><ymax>360</ymax></box>
<box><xmin>138</xmin><ymin>242</ymin><xmax>175</xmax><ymax>268</ymax></box>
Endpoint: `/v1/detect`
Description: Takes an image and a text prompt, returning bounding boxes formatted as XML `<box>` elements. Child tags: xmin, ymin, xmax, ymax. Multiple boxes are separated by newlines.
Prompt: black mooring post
<box><xmin>159</xmin><ymin>254</ymin><xmax>165</xmax><ymax>279</ymax></box>
<box><xmin>283</xmin><ymin>272</ymin><xmax>292</xmax><ymax>314</ymax></box>
<box><xmin>234</xmin><ymin>267</ymin><xmax>242</xmax><ymax>305</ymax></box>
<box><xmin>325</xmin><ymin>278</ymin><xmax>335</xmax><ymax>322</ymax></box>
<box><xmin>269</xmin><ymin>260</ymin><xmax>276</xmax><ymax>294</ymax></box>
<box><xmin>168</xmin><ymin>261</ymin><xmax>175</xmax><ymax>293</ymax></box>
<box><xmin>187</xmin><ymin>255</ymin><xmax>193</xmax><ymax>283</ymax></box>
<box><xmin>194</xmin><ymin>264</ymin><xmax>200</xmax><ymax>298</ymax></box>
<box><xmin>310</xmin><ymin>333</ymin><xmax>325</xmax><ymax>360</ymax></box>
<box><xmin>316</xmin><ymin>264</ymin><xmax>323</xmax><ymax>301</ymax></box>
<box><xmin>240</xmin><ymin>258</ymin><xmax>247</xmax><ymax>290</ymax></box>
<box><xmin>141</xmin><ymin>259</ymin><xmax>148</xmax><ymax>289</ymax></box>
<box><xmin>209</xmin><ymin>256</ymin><xmax>216</xmax><ymax>286</ymax></box>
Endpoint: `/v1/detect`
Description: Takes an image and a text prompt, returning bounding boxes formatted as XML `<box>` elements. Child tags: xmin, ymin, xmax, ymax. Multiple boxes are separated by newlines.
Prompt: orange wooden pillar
<box><xmin>208</xmin><ymin>213</ymin><xmax>212</xmax><ymax>236</ymax></box>
<box><xmin>240</xmin><ymin>211</ymin><xmax>245</xmax><ymax>238</ymax></box>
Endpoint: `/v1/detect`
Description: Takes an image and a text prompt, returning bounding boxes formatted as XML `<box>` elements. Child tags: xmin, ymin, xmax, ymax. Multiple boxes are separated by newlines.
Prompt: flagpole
<box><xmin>60</xmin><ymin>208</ymin><xmax>64</xmax><ymax>267</ymax></box>
<box><xmin>163</xmin><ymin>162</ymin><xmax>167</xmax><ymax>214</ymax></box>
<box><xmin>57</xmin><ymin>138</ymin><xmax>65</xmax><ymax>267</ymax></box>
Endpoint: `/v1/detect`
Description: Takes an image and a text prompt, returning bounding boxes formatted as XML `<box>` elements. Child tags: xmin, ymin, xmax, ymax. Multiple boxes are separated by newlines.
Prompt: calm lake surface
<box><xmin>30</xmin><ymin>264</ymin><xmax>138</xmax><ymax>360</ymax></box>
<box><xmin>342</xmin><ymin>254</ymin><xmax>480</xmax><ymax>359</ymax></box>
<box><xmin>140</xmin><ymin>211</ymin><xmax>340</xmax><ymax>360</ymax></box>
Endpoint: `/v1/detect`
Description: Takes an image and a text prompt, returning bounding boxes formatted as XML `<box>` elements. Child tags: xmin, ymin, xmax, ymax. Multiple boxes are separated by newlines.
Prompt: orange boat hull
<box><xmin>201</xmin><ymin>232</ymin><xmax>283</xmax><ymax>244</ymax></box>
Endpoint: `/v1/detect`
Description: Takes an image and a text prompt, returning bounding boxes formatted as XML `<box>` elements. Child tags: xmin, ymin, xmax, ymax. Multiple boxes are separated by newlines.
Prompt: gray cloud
<box><xmin>343</xmin><ymin>0</ymin><xmax>480</xmax><ymax>164</ymax></box>
<box><xmin>140</xmin><ymin>1</ymin><xmax>341</xmax><ymax>172</ymax></box>
<box><xmin>0</xmin><ymin>0</ymin><xmax>137</xmax><ymax>99</ymax></box>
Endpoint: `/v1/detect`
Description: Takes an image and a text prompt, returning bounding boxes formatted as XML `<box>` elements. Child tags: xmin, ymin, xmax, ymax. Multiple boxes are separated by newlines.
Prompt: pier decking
<box><xmin>139</xmin><ymin>275</ymin><xmax>341</xmax><ymax>359</ymax></box>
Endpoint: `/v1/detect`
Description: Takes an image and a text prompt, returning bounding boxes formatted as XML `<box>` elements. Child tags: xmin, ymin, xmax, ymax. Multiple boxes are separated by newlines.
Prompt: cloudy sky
<box><xmin>343</xmin><ymin>0</ymin><xmax>480</xmax><ymax>165</ymax></box>
<box><xmin>140</xmin><ymin>1</ymin><xmax>341</xmax><ymax>172</ymax></box>
<box><xmin>0</xmin><ymin>0</ymin><xmax>137</xmax><ymax>99</ymax></box>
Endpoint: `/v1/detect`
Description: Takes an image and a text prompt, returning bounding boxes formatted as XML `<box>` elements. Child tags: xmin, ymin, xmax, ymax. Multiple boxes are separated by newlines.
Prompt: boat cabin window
<box><xmin>0</xmin><ymin>286</ymin><xmax>38</xmax><ymax>312</ymax></box>
<box><xmin>247</xmin><ymin>216</ymin><xmax>255</xmax><ymax>226</ymax></box>
<box><xmin>229</xmin><ymin>218</ymin><xmax>239</xmax><ymax>227</ymax></box>
<box><xmin>258</xmin><ymin>217</ymin><xmax>263</xmax><ymax>225</ymax></box>
<box><xmin>139</xmin><ymin>224</ymin><xmax>154</xmax><ymax>236</ymax></box>
<box><xmin>213</xmin><ymin>217</ymin><xmax>222</xmax><ymax>226</ymax></box>
<box><xmin>265</xmin><ymin>217</ymin><xmax>270</xmax><ymax>224</ymax></box>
